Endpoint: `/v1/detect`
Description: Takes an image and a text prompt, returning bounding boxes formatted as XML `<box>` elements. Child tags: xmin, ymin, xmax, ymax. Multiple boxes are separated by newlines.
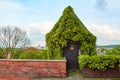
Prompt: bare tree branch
<box><xmin>0</xmin><ymin>26</ymin><xmax>30</xmax><ymax>59</ymax></box>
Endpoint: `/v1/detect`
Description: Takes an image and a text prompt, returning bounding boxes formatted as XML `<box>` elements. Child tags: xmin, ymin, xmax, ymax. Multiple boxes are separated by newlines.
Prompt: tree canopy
<box><xmin>0</xmin><ymin>26</ymin><xmax>30</xmax><ymax>58</ymax></box>
<box><xmin>46</xmin><ymin>6</ymin><xmax>96</xmax><ymax>57</ymax></box>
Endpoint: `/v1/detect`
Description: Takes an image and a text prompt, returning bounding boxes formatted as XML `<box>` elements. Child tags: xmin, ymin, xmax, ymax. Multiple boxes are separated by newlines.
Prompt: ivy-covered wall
<box><xmin>46</xmin><ymin>6</ymin><xmax>96</xmax><ymax>58</ymax></box>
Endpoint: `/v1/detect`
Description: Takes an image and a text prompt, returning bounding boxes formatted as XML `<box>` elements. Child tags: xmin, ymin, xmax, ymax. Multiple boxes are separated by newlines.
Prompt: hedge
<box><xmin>78</xmin><ymin>55</ymin><xmax>120</xmax><ymax>71</ymax></box>
<box><xmin>19</xmin><ymin>50</ymin><xmax>63</xmax><ymax>60</ymax></box>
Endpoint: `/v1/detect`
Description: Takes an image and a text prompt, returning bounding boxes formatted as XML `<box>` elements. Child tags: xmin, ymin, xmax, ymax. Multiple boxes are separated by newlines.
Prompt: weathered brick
<box><xmin>0</xmin><ymin>60</ymin><xmax>66</xmax><ymax>78</ymax></box>
<box><xmin>82</xmin><ymin>66</ymin><xmax>120</xmax><ymax>77</ymax></box>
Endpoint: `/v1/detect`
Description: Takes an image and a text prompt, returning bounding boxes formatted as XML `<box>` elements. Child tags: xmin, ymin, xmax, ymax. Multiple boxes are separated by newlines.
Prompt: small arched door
<box><xmin>63</xmin><ymin>41</ymin><xmax>80</xmax><ymax>69</ymax></box>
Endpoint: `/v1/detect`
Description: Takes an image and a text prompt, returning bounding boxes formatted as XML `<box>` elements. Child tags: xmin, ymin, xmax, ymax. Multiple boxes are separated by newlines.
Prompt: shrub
<box><xmin>78</xmin><ymin>55</ymin><xmax>120</xmax><ymax>71</ymax></box>
<box><xmin>0</xmin><ymin>53</ymin><xmax>3</xmax><ymax>59</ymax></box>
<box><xmin>106</xmin><ymin>45</ymin><xmax>120</xmax><ymax>55</ymax></box>
<box><xmin>19</xmin><ymin>50</ymin><xmax>47</xmax><ymax>59</ymax></box>
<box><xmin>18</xmin><ymin>50</ymin><xmax>63</xmax><ymax>60</ymax></box>
<box><xmin>11</xmin><ymin>49</ymin><xmax>23</xmax><ymax>59</ymax></box>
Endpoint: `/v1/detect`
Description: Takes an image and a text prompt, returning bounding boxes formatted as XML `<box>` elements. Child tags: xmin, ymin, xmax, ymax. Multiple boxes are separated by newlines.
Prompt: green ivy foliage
<box><xmin>106</xmin><ymin>45</ymin><xmax>120</xmax><ymax>55</ymax></box>
<box><xmin>46</xmin><ymin>6</ymin><xmax>96</xmax><ymax>57</ymax></box>
<box><xmin>78</xmin><ymin>55</ymin><xmax>120</xmax><ymax>71</ymax></box>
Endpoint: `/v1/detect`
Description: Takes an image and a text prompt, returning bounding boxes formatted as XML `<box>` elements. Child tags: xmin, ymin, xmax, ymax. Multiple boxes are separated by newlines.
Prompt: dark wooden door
<box><xmin>63</xmin><ymin>41</ymin><xmax>80</xmax><ymax>69</ymax></box>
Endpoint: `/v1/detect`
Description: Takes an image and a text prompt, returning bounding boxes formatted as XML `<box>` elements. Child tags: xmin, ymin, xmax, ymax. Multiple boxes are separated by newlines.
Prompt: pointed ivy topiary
<box><xmin>46</xmin><ymin>6</ymin><xmax>96</xmax><ymax>58</ymax></box>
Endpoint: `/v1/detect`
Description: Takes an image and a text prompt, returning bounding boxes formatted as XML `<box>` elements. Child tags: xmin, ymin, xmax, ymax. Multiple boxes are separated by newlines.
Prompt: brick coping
<box><xmin>0</xmin><ymin>59</ymin><xmax>66</xmax><ymax>62</ymax></box>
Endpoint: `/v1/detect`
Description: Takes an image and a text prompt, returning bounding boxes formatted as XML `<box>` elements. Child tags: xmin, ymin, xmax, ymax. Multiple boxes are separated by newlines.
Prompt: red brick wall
<box><xmin>82</xmin><ymin>66</ymin><xmax>120</xmax><ymax>78</ymax></box>
<box><xmin>0</xmin><ymin>59</ymin><xmax>66</xmax><ymax>79</ymax></box>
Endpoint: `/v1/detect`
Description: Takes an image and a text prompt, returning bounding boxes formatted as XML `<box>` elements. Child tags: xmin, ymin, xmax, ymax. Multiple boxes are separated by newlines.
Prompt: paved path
<box><xmin>0</xmin><ymin>77</ymin><xmax>29</xmax><ymax>80</ymax></box>
<box><xmin>1</xmin><ymin>70</ymin><xmax>120</xmax><ymax>80</ymax></box>
<box><xmin>32</xmin><ymin>70</ymin><xmax>120</xmax><ymax>80</ymax></box>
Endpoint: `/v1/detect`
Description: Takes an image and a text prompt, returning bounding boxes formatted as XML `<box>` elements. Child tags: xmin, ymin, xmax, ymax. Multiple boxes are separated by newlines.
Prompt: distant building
<box><xmin>97</xmin><ymin>47</ymin><xmax>110</xmax><ymax>55</ymax></box>
<box><xmin>24</xmin><ymin>47</ymin><xmax>43</xmax><ymax>52</ymax></box>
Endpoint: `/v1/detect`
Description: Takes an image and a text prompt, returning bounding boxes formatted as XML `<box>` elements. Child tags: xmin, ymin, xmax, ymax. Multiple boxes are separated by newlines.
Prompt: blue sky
<box><xmin>0</xmin><ymin>0</ymin><xmax>120</xmax><ymax>46</ymax></box>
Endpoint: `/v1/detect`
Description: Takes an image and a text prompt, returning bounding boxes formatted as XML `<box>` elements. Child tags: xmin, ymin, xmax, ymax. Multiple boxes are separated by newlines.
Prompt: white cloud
<box><xmin>24</xmin><ymin>21</ymin><xmax>55</xmax><ymax>47</ymax></box>
<box><xmin>28</xmin><ymin>22</ymin><xmax>120</xmax><ymax>46</ymax></box>
<box><xmin>29</xmin><ymin>21</ymin><xmax>55</xmax><ymax>34</ymax></box>
<box><xmin>87</xmin><ymin>24</ymin><xmax>120</xmax><ymax>40</ymax></box>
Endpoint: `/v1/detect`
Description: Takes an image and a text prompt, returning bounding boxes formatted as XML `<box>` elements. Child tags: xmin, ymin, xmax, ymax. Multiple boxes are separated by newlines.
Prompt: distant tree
<box><xmin>0</xmin><ymin>26</ymin><xmax>30</xmax><ymax>59</ymax></box>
